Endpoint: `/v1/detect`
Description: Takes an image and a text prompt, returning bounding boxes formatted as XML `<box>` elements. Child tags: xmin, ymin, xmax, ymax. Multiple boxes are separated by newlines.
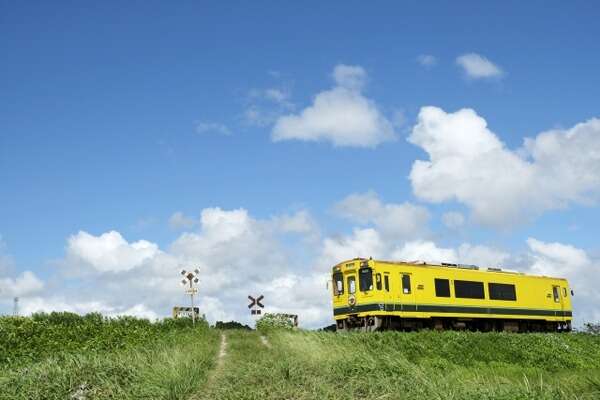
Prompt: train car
<box><xmin>331</xmin><ymin>258</ymin><xmax>572</xmax><ymax>332</ymax></box>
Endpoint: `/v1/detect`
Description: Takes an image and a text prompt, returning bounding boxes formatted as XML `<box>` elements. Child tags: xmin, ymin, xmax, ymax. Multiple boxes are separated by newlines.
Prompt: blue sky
<box><xmin>1</xmin><ymin>1</ymin><xmax>599</xmax><ymax>326</ymax></box>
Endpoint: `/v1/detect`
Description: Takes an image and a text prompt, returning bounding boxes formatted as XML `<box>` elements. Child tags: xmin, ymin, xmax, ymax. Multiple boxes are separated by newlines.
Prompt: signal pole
<box><xmin>180</xmin><ymin>269</ymin><xmax>200</xmax><ymax>326</ymax></box>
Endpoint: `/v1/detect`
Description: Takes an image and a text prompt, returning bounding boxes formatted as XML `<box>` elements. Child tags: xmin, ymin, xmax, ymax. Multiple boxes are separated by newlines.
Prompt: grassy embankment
<box><xmin>202</xmin><ymin>329</ymin><xmax>600</xmax><ymax>400</ymax></box>
<box><xmin>0</xmin><ymin>312</ymin><xmax>218</xmax><ymax>400</ymax></box>
<box><xmin>3</xmin><ymin>313</ymin><xmax>600</xmax><ymax>399</ymax></box>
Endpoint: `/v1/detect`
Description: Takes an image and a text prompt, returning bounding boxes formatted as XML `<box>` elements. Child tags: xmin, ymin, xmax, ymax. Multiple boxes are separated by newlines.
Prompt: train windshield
<box><xmin>333</xmin><ymin>272</ymin><xmax>344</xmax><ymax>295</ymax></box>
<box><xmin>359</xmin><ymin>267</ymin><xmax>373</xmax><ymax>291</ymax></box>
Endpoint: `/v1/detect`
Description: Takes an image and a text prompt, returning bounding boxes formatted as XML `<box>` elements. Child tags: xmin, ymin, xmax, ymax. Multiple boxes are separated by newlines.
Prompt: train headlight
<box><xmin>348</xmin><ymin>295</ymin><xmax>356</xmax><ymax>307</ymax></box>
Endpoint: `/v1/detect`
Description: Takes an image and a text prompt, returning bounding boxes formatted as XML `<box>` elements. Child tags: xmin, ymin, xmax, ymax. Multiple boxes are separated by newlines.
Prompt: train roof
<box><xmin>333</xmin><ymin>257</ymin><xmax>568</xmax><ymax>281</ymax></box>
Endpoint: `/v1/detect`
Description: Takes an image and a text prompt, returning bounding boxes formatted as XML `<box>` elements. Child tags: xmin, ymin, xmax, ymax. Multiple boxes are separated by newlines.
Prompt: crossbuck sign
<box><xmin>248</xmin><ymin>295</ymin><xmax>264</xmax><ymax>315</ymax></box>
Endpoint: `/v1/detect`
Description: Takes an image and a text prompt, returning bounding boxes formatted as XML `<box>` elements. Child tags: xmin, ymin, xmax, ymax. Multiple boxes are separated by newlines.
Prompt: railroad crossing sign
<box><xmin>180</xmin><ymin>268</ymin><xmax>200</xmax><ymax>325</ymax></box>
<box><xmin>248</xmin><ymin>295</ymin><xmax>264</xmax><ymax>315</ymax></box>
<box><xmin>180</xmin><ymin>269</ymin><xmax>200</xmax><ymax>286</ymax></box>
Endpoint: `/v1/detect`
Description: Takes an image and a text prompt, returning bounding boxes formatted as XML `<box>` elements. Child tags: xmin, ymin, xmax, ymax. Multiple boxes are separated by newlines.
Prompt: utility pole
<box><xmin>180</xmin><ymin>269</ymin><xmax>199</xmax><ymax>326</ymax></box>
<box><xmin>13</xmin><ymin>297</ymin><xmax>18</xmax><ymax>316</ymax></box>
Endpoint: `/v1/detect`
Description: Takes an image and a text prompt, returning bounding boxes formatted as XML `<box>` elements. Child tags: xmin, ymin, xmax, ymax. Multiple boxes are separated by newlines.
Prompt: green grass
<box><xmin>2</xmin><ymin>314</ymin><xmax>600</xmax><ymax>400</ymax></box>
<box><xmin>0</xmin><ymin>313</ymin><xmax>219</xmax><ymax>399</ymax></box>
<box><xmin>202</xmin><ymin>330</ymin><xmax>600</xmax><ymax>400</ymax></box>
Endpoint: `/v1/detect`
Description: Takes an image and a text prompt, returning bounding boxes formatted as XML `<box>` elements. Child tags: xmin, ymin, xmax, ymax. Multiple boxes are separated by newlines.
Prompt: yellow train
<box><xmin>331</xmin><ymin>258</ymin><xmax>572</xmax><ymax>332</ymax></box>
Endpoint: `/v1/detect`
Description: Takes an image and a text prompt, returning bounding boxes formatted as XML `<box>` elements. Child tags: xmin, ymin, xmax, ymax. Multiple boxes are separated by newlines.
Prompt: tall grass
<box><xmin>202</xmin><ymin>330</ymin><xmax>600</xmax><ymax>400</ymax></box>
<box><xmin>0</xmin><ymin>313</ymin><xmax>219</xmax><ymax>400</ymax></box>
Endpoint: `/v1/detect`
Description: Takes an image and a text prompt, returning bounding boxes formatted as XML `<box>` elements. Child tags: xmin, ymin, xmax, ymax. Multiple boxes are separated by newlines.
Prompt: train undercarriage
<box><xmin>336</xmin><ymin>315</ymin><xmax>572</xmax><ymax>333</ymax></box>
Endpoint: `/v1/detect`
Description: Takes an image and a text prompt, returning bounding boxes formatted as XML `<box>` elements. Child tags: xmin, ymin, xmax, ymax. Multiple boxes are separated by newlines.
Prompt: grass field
<box><xmin>2</xmin><ymin>314</ymin><xmax>600</xmax><ymax>399</ymax></box>
<box><xmin>0</xmin><ymin>313</ymin><xmax>218</xmax><ymax>400</ymax></box>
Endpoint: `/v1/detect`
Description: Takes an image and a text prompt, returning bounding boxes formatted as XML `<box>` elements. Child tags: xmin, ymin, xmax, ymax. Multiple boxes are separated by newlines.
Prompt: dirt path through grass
<box><xmin>217</xmin><ymin>332</ymin><xmax>227</xmax><ymax>367</ymax></box>
<box><xmin>189</xmin><ymin>332</ymin><xmax>227</xmax><ymax>400</ymax></box>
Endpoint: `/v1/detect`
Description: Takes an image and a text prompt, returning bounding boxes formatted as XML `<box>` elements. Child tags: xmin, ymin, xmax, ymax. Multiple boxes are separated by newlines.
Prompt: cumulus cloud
<box><xmin>526</xmin><ymin>238</ymin><xmax>600</xmax><ymax>324</ymax></box>
<box><xmin>391</xmin><ymin>241</ymin><xmax>509</xmax><ymax>267</ymax></box>
<box><xmin>67</xmin><ymin>230</ymin><xmax>159</xmax><ymax>273</ymax></box>
<box><xmin>196</xmin><ymin>121</ymin><xmax>231</xmax><ymax>135</ymax></box>
<box><xmin>321</xmin><ymin>228</ymin><xmax>386</xmax><ymax>269</ymax></box>
<box><xmin>0</xmin><ymin>238</ymin><xmax>45</xmax><ymax>300</ymax></box>
<box><xmin>456</xmin><ymin>53</ymin><xmax>503</xmax><ymax>79</ymax></box>
<box><xmin>332</xmin><ymin>64</ymin><xmax>367</xmax><ymax>90</ymax></box>
<box><xmin>417</xmin><ymin>54</ymin><xmax>437</xmax><ymax>67</ymax></box>
<box><xmin>272</xmin><ymin>64</ymin><xmax>395</xmax><ymax>147</ymax></box>
<box><xmin>334</xmin><ymin>191</ymin><xmax>430</xmax><ymax>238</ymax></box>
<box><xmin>15</xmin><ymin>202</ymin><xmax>597</xmax><ymax>329</ymax></box>
<box><xmin>169</xmin><ymin>211</ymin><xmax>196</xmax><ymax>230</ymax></box>
<box><xmin>408</xmin><ymin>106</ymin><xmax>600</xmax><ymax>227</ymax></box>
<box><xmin>0</xmin><ymin>271</ymin><xmax>44</xmax><ymax>298</ymax></box>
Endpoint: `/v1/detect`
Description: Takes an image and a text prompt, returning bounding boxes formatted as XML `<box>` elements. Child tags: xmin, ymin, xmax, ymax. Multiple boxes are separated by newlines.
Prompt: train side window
<box><xmin>454</xmin><ymin>280</ymin><xmax>485</xmax><ymax>299</ymax></box>
<box><xmin>348</xmin><ymin>276</ymin><xmax>356</xmax><ymax>294</ymax></box>
<box><xmin>384</xmin><ymin>275</ymin><xmax>390</xmax><ymax>292</ymax></box>
<box><xmin>402</xmin><ymin>274</ymin><xmax>411</xmax><ymax>294</ymax></box>
<box><xmin>434</xmin><ymin>278</ymin><xmax>451</xmax><ymax>297</ymax></box>
<box><xmin>375</xmin><ymin>273</ymin><xmax>382</xmax><ymax>290</ymax></box>
<box><xmin>488</xmin><ymin>283</ymin><xmax>516</xmax><ymax>301</ymax></box>
<box><xmin>563</xmin><ymin>288</ymin><xmax>567</xmax><ymax>297</ymax></box>
<box><xmin>552</xmin><ymin>286</ymin><xmax>560</xmax><ymax>302</ymax></box>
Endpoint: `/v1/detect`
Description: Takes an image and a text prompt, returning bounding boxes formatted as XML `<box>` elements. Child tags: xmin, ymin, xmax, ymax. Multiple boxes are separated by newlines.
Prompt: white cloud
<box><xmin>456</xmin><ymin>53</ymin><xmax>502</xmax><ymax>79</ymax></box>
<box><xmin>320</xmin><ymin>228</ymin><xmax>386</xmax><ymax>269</ymax></box>
<box><xmin>0</xmin><ymin>271</ymin><xmax>44</xmax><ymax>298</ymax></box>
<box><xmin>14</xmin><ymin>201</ymin><xmax>598</xmax><ymax>329</ymax></box>
<box><xmin>272</xmin><ymin>210</ymin><xmax>318</xmax><ymax>236</ymax></box>
<box><xmin>442</xmin><ymin>211</ymin><xmax>465</xmax><ymax>229</ymax></box>
<box><xmin>391</xmin><ymin>241</ymin><xmax>456</xmax><ymax>264</ymax></box>
<box><xmin>196</xmin><ymin>121</ymin><xmax>231</xmax><ymax>135</ymax></box>
<box><xmin>19</xmin><ymin>297</ymin><xmax>115</xmax><ymax>315</ymax></box>
<box><xmin>334</xmin><ymin>191</ymin><xmax>430</xmax><ymax>238</ymax></box>
<box><xmin>332</xmin><ymin>64</ymin><xmax>367</xmax><ymax>90</ymax></box>
<box><xmin>526</xmin><ymin>238</ymin><xmax>600</xmax><ymax>324</ymax></box>
<box><xmin>456</xmin><ymin>243</ymin><xmax>510</xmax><ymax>267</ymax></box>
<box><xmin>244</xmin><ymin>85</ymin><xmax>294</xmax><ymax>126</ymax></box>
<box><xmin>169</xmin><ymin>211</ymin><xmax>196</xmax><ymax>230</ymax></box>
<box><xmin>408</xmin><ymin>106</ymin><xmax>600</xmax><ymax>227</ymax></box>
<box><xmin>417</xmin><ymin>54</ymin><xmax>437</xmax><ymax>67</ymax></box>
<box><xmin>67</xmin><ymin>230</ymin><xmax>159</xmax><ymax>273</ymax></box>
<box><xmin>391</xmin><ymin>241</ymin><xmax>508</xmax><ymax>267</ymax></box>
<box><xmin>272</xmin><ymin>65</ymin><xmax>395</xmax><ymax>147</ymax></box>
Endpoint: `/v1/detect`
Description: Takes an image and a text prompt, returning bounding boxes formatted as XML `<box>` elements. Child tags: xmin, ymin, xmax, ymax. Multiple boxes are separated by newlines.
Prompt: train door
<box><xmin>398</xmin><ymin>272</ymin><xmax>416</xmax><ymax>310</ymax></box>
<box><xmin>347</xmin><ymin>273</ymin><xmax>357</xmax><ymax>309</ymax></box>
<box><xmin>552</xmin><ymin>285</ymin><xmax>564</xmax><ymax>320</ymax></box>
<box><xmin>382</xmin><ymin>272</ymin><xmax>392</xmax><ymax>307</ymax></box>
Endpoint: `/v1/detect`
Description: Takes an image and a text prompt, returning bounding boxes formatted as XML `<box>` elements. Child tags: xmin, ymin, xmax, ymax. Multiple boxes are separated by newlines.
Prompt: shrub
<box><xmin>215</xmin><ymin>320</ymin><xmax>251</xmax><ymax>330</ymax></box>
<box><xmin>583</xmin><ymin>322</ymin><xmax>600</xmax><ymax>334</ymax></box>
<box><xmin>256</xmin><ymin>313</ymin><xmax>296</xmax><ymax>332</ymax></box>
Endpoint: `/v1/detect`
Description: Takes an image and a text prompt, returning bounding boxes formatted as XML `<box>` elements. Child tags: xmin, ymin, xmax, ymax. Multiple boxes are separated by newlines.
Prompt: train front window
<box><xmin>333</xmin><ymin>272</ymin><xmax>344</xmax><ymax>295</ymax></box>
<box><xmin>348</xmin><ymin>276</ymin><xmax>356</xmax><ymax>294</ymax></box>
<box><xmin>359</xmin><ymin>267</ymin><xmax>373</xmax><ymax>291</ymax></box>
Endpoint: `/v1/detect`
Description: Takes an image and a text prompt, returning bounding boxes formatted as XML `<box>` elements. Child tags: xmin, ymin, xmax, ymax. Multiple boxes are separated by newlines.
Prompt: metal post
<box><xmin>189</xmin><ymin>280</ymin><xmax>195</xmax><ymax>326</ymax></box>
